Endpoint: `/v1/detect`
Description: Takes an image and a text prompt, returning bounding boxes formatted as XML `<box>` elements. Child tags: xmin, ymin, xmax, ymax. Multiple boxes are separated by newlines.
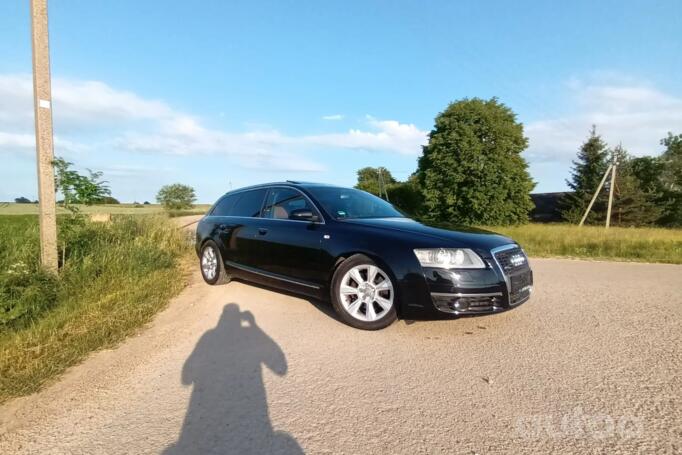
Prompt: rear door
<box><xmin>211</xmin><ymin>188</ymin><xmax>267</xmax><ymax>268</ymax></box>
<box><xmin>253</xmin><ymin>187</ymin><xmax>326</xmax><ymax>285</ymax></box>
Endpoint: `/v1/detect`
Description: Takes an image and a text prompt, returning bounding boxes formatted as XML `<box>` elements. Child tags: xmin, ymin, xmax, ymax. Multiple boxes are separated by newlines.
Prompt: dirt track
<box><xmin>0</xmin><ymin>220</ymin><xmax>680</xmax><ymax>453</ymax></box>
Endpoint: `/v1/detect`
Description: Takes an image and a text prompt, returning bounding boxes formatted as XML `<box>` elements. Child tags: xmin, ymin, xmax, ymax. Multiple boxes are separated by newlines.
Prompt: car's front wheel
<box><xmin>200</xmin><ymin>240</ymin><xmax>229</xmax><ymax>285</ymax></box>
<box><xmin>331</xmin><ymin>254</ymin><xmax>397</xmax><ymax>330</ymax></box>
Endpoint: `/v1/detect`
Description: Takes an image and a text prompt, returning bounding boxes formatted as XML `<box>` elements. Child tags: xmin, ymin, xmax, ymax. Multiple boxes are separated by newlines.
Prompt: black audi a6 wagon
<box><xmin>196</xmin><ymin>181</ymin><xmax>533</xmax><ymax>330</ymax></box>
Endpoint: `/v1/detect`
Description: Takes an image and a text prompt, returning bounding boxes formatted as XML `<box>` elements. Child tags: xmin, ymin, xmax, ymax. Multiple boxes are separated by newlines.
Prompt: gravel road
<box><xmin>1</xmin><ymin>224</ymin><xmax>680</xmax><ymax>453</ymax></box>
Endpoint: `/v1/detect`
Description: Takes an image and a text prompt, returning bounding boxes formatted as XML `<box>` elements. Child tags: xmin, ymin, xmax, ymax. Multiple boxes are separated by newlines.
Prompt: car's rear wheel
<box><xmin>331</xmin><ymin>254</ymin><xmax>397</xmax><ymax>330</ymax></box>
<box><xmin>200</xmin><ymin>240</ymin><xmax>229</xmax><ymax>285</ymax></box>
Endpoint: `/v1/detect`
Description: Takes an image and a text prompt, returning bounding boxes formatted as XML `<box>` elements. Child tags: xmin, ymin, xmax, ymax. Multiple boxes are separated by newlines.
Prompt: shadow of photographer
<box><xmin>164</xmin><ymin>303</ymin><xmax>302</xmax><ymax>454</ymax></box>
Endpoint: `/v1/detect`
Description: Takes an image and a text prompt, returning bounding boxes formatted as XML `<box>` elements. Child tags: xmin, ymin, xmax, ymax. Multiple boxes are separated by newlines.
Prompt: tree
<box><xmin>386</xmin><ymin>177</ymin><xmax>423</xmax><ymax>216</ymax></box>
<box><xmin>656</xmin><ymin>132</ymin><xmax>682</xmax><ymax>226</ymax></box>
<box><xmin>608</xmin><ymin>145</ymin><xmax>661</xmax><ymax>226</ymax></box>
<box><xmin>355</xmin><ymin>167</ymin><xmax>396</xmax><ymax>197</ymax></box>
<box><xmin>630</xmin><ymin>156</ymin><xmax>665</xmax><ymax>194</ymax></box>
<box><xmin>52</xmin><ymin>157</ymin><xmax>112</xmax><ymax>210</ymax></box>
<box><xmin>416</xmin><ymin>98</ymin><xmax>534</xmax><ymax>225</ymax></box>
<box><xmin>660</xmin><ymin>132</ymin><xmax>682</xmax><ymax>191</ymax></box>
<box><xmin>156</xmin><ymin>183</ymin><xmax>196</xmax><ymax>210</ymax></box>
<box><xmin>354</xmin><ymin>167</ymin><xmax>424</xmax><ymax>215</ymax></box>
<box><xmin>14</xmin><ymin>197</ymin><xmax>32</xmax><ymax>204</ymax></box>
<box><xmin>560</xmin><ymin>126</ymin><xmax>610</xmax><ymax>224</ymax></box>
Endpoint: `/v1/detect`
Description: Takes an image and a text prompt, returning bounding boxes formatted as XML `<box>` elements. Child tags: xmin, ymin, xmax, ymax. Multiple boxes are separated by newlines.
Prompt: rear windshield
<box><xmin>306</xmin><ymin>187</ymin><xmax>404</xmax><ymax>220</ymax></box>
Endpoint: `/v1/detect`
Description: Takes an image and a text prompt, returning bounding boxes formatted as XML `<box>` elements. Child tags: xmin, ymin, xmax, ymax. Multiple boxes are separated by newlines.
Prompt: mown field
<box><xmin>0</xmin><ymin>214</ymin><xmax>191</xmax><ymax>403</ymax></box>
<box><xmin>487</xmin><ymin>223</ymin><xmax>682</xmax><ymax>264</ymax></box>
<box><xmin>0</xmin><ymin>202</ymin><xmax>211</xmax><ymax>216</ymax></box>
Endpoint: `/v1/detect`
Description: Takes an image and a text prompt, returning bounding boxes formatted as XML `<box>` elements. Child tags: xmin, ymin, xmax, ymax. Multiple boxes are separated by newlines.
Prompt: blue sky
<box><xmin>1</xmin><ymin>0</ymin><xmax>681</xmax><ymax>202</ymax></box>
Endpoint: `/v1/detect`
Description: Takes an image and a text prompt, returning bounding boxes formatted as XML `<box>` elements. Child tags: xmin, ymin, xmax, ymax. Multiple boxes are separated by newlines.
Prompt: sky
<box><xmin>1</xmin><ymin>0</ymin><xmax>681</xmax><ymax>203</ymax></box>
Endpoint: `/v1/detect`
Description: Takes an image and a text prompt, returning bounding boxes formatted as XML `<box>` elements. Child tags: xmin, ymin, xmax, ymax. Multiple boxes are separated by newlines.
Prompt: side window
<box><xmin>231</xmin><ymin>189</ymin><xmax>267</xmax><ymax>217</ymax></box>
<box><xmin>262</xmin><ymin>188</ymin><xmax>315</xmax><ymax>220</ymax></box>
<box><xmin>211</xmin><ymin>194</ymin><xmax>239</xmax><ymax>216</ymax></box>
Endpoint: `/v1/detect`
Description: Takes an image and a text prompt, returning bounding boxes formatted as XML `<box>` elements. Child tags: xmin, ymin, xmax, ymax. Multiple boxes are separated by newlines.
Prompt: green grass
<box><xmin>0</xmin><ymin>202</ymin><xmax>210</xmax><ymax>216</ymax></box>
<box><xmin>485</xmin><ymin>223</ymin><xmax>682</xmax><ymax>264</ymax></box>
<box><xmin>0</xmin><ymin>214</ymin><xmax>191</xmax><ymax>403</ymax></box>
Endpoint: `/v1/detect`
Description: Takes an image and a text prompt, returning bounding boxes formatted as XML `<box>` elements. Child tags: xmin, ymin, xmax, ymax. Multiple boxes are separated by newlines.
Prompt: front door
<box><xmin>253</xmin><ymin>187</ymin><xmax>325</xmax><ymax>286</ymax></box>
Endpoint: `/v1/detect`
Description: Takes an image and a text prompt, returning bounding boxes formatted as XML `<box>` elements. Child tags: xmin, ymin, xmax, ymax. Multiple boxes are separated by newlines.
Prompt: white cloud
<box><xmin>525</xmin><ymin>76</ymin><xmax>682</xmax><ymax>163</ymax></box>
<box><xmin>0</xmin><ymin>132</ymin><xmax>34</xmax><ymax>150</ymax></box>
<box><xmin>301</xmin><ymin>116</ymin><xmax>427</xmax><ymax>155</ymax></box>
<box><xmin>0</xmin><ymin>131</ymin><xmax>88</xmax><ymax>155</ymax></box>
<box><xmin>322</xmin><ymin>114</ymin><xmax>344</xmax><ymax>121</ymax></box>
<box><xmin>0</xmin><ymin>74</ymin><xmax>427</xmax><ymax>171</ymax></box>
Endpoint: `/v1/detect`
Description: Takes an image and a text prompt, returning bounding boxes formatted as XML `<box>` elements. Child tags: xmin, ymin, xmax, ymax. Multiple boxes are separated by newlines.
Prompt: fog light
<box><xmin>453</xmin><ymin>298</ymin><xmax>470</xmax><ymax>311</ymax></box>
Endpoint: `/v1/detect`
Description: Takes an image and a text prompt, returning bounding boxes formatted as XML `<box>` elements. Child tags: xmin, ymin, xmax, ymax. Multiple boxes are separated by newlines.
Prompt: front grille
<box><xmin>494</xmin><ymin>247</ymin><xmax>528</xmax><ymax>274</ymax></box>
<box><xmin>493</xmin><ymin>246</ymin><xmax>532</xmax><ymax>307</ymax></box>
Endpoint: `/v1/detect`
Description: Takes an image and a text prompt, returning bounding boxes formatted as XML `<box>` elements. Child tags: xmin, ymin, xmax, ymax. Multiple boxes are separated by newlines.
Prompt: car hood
<box><xmin>341</xmin><ymin>217</ymin><xmax>514</xmax><ymax>251</ymax></box>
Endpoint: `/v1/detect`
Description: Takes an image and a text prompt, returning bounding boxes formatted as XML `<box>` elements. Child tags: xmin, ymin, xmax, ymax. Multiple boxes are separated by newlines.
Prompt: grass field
<box><xmin>0</xmin><ymin>202</ymin><xmax>211</xmax><ymax>216</ymax></box>
<box><xmin>0</xmin><ymin>214</ymin><xmax>191</xmax><ymax>403</ymax></box>
<box><xmin>487</xmin><ymin>223</ymin><xmax>682</xmax><ymax>264</ymax></box>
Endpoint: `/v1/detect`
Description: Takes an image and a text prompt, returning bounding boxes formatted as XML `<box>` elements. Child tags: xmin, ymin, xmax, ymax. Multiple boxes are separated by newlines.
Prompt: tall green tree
<box><xmin>560</xmin><ymin>126</ymin><xmax>610</xmax><ymax>224</ymax></box>
<box><xmin>355</xmin><ymin>167</ymin><xmax>396</xmax><ymax>197</ymax></box>
<box><xmin>416</xmin><ymin>98</ymin><xmax>534</xmax><ymax>225</ymax></box>
<box><xmin>156</xmin><ymin>183</ymin><xmax>196</xmax><ymax>210</ymax></box>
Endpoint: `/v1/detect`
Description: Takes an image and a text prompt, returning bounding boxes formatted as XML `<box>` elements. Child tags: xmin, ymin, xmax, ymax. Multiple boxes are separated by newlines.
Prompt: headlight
<box><xmin>413</xmin><ymin>248</ymin><xmax>486</xmax><ymax>269</ymax></box>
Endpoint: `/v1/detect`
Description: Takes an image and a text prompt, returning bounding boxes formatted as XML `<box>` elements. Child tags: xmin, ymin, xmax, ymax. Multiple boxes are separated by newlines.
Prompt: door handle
<box><xmin>258</xmin><ymin>228</ymin><xmax>268</xmax><ymax>235</ymax></box>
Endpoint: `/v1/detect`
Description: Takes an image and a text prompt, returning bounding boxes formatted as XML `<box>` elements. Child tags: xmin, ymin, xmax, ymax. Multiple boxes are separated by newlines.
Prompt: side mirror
<box><xmin>289</xmin><ymin>208</ymin><xmax>319</xmax><ymax>222</ymax></box>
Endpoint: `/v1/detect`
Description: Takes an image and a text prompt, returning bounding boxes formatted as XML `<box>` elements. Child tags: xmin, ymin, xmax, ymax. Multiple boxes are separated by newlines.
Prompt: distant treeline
<box><xmin>355</xmin><ymin>99</ymin><xmax>681</xmax><ymax>227</ymax></box>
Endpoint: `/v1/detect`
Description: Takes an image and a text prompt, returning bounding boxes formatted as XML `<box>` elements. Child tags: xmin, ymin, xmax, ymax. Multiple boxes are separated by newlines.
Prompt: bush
<box><xmin>0</xmin><ymin>268</ymin><xmax>58</xmax><ymax>329</ymax></box>
<box><xmin>100</xmin><ymin>196</ymin><xmax>120</xmax><ymax>204</ymax></box>
<box><xmin>386</xmin><ymin>181</ymin><xmax>423</xmax><ymax>216</ymax></box>
<box><xmin>0</xmin><ymin>214</ymin><xmax>189</xmax><ymax>401</ymax></box>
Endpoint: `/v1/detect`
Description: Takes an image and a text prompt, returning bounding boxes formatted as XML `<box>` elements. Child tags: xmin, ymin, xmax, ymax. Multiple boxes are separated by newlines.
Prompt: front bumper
<box><xmin>424</xmin><ymin>244</ymin><xmax>533</xmax><ymax>315</ymax></box>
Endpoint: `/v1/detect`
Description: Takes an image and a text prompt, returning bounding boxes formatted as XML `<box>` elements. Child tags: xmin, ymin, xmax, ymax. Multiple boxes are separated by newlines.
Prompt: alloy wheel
<box><xmin>201</xmin><ymin>246</ymin><xmax>218</xmax><ymax>281</ymax></box>
<box><xmin>339</xmin><ymin>264</ymin><xmax>394</xmax><ymax>322</ymax></box>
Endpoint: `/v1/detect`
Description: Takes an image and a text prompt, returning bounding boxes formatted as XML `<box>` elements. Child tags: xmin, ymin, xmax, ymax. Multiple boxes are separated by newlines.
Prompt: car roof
<box><xmin>231</xmin><ymin>181</ymin><xmax>337</xmax><ymax>191</ymax></box>
<box><xmin>218</xmin><ymin>181</ymin><xmax>342</xmax><ymax>198</ymax></box>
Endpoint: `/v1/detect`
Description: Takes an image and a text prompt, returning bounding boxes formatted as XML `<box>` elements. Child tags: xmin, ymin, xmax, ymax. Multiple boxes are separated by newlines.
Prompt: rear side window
<box><xmin>231</xmin><ymin>189</ymin><xmax>267</xmax><ymax>217</ymax></box>
<box><xmin>262</xmin><ymin>187</ymin><xmax>315</xmax><ymax>220</ymax></box>
<box><xmin>211</xmin><ymin>194</ymin><xmax>239</xmax><ymax>216</ymax></box>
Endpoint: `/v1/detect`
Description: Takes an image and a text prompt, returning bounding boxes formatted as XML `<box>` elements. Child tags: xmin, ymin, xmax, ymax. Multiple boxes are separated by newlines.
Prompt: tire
<box><xmin>199</xmin><ymin>240</ymin><xmax>230</xmax><ymax>285</ymax></box>
<box><xmin>330</xmin><ymin>254</ymin><xmax>398</xmax><ymax>330</ymax></box>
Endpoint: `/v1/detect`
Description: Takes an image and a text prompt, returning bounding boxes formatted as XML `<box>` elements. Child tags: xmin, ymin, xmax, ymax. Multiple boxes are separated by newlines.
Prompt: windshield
<box><xmin>307</xmin><ymin>187</ymin><xmax>404</xmax><ymax>220</ymax></box>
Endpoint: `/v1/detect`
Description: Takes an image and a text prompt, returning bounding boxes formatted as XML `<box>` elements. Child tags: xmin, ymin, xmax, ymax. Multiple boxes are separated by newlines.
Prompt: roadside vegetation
<box><xmin>0</xmin><ymin>214</ymin><xmax>190</xmax><ymax>402</ymax></box>
<box><xmin>486</xmin><ymin>223</ymin><xmax>682</xmax><ymax>264</ymax></box>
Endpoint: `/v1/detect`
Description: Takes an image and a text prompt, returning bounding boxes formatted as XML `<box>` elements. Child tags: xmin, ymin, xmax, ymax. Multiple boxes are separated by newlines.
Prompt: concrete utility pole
<box><xmin>605</xmin><ymin>161</ymin><xmax>617</xmax><ymax>229</ymax></box>
<box><xmin>30</xmin><ymin>0</ymin><xmax>58</xmax><ymax>272</ymax></box>
<box><xmin>578</xmin><ymin>164</ymin><xmax>612</xmax><ymax>227</ymax></box>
